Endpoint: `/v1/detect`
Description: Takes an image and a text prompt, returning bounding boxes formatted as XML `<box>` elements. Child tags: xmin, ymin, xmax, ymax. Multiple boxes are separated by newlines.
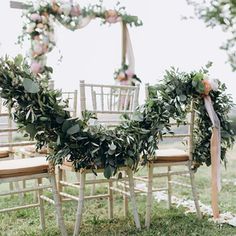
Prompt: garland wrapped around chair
<box><xmin>0</xmin><ymin>56</ymin><xmax>234</xmax><ymax>181</ymax></box>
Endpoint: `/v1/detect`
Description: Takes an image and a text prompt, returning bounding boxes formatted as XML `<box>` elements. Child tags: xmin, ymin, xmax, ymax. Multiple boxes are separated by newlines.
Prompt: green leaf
<box><xmin>132</xmin><ymin>112</ymin><xmax>144</xmax><ymax>122</ymax></box>
<box><xmin>56</xmin><ymin>117</ymin><xmax>65</xmax><ymax>124</ymax></box>
<box><xmin>39</xmin><ymin>116</ymin><xmax>49</xmax><ymax>121</ymax></box>
<box><xmin>25</xmin><ymin>123</ymin><xmax>37</xmax><ymax>139</ymax></box>
<box><xmin>179</xmin><ymin>95</ymin><xmax>187</xmax><ymax>101</ymax></box>
<box><xmin>62</xmin><ymin>120</ymin><xmax>72</xmax><ymax>133</ymax></box>
<box><xmin>67</xmin><ymin>124</ymin><xmax>80</xmax><ymax>135</ymax></box>
<box><xmin>14</xmin><ymin>54</ymin><xmax>23</xmax><ymax>66</ymax></box>
<box><xmin>23</xmin><ymin>78</ymin><xmax>40</xmax><ymax>93</ymax></box>
<box><xmin>109</xmin><ymin>142</ymin><xmax>117</xmax><ymax>151</ymax></box>
<box><xmin>104</xmin><ymin>165</ymin><xmax>113</xmax><ymax>179</ymax></box>
<box><xmin>56</xmin><ymin>135</ymin><xmax>61</xmax><ymax>145</ymax></box>
<box><xmin>125</xmin><ymin>157</ymin><xmax>134</xmax><ymax>167</ymax></box>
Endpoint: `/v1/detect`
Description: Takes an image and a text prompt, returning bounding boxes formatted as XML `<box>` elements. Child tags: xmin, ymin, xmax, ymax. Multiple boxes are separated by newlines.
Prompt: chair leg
<box><xmin>49</xmin><ymin>174</ymin><xmax>68</xmax><ymax>236</ymax></box>
<box><xmin>123</xmin><ymin>171</ymin><xmax>128</xmax><ymax>217</ymax></box>
<box><xmin>62</xmin><ymin>169</ymin><xmax>67</xmax><ymax>183</ymax></box>
<box><xmin>167</xmin><ymin>166</ymin><xmax>172</xmax><ymax>209</ymax></box>
<box><xmin>145</xmin><ymin>163</ymin><xmax>154</xmax><ymax>228</ymax></box>
<box><xmin>37</xmin><ymin>178</ymin><xmax>45</xmax><ymax>231</ymax></box>
<box><xmin>57</xmin><ymin>167</ymin><xmax>63</xmax><ymax>198</ymax></box>
<box><xmin>33</xmin><ymin>179</ymin><xmax>38</xmax><ymax>202</ymax></box>
<box><xmin>126</xmin><ymin>168</ymin><xmax>141</xmax><ymax>230</ymax></box>
<box><xmin>108</xmin><ymin>179</ymin><xmax>114</xmax><ymax>219</ymax></box>
<box><xmin>73</xmin><ymin>171</ymin><xmax>86</xmax><ymax>236</ymax></box>
<box><xmin>90</xmin><ymin>174</ymin><xmax>96</xmax><ymax>195</ymax></box>
<box><xmin>9</xmin><ymin>182</ymin><xmax>14</xmax><ymax>197</ymax></box>
<box><xmin>189</xmin><ymin>167</ymin><xmax>202</xmax><ymax>219</ymax></box>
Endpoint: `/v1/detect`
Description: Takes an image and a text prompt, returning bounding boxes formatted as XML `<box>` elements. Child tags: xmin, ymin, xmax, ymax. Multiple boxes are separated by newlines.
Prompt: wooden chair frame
<box><xmin>56</xmin><ymin>81</ymin><xmax>140</xmax><ymax>235</ymax></box>
<box><xmin>135</xmin><ymin>84</ymin><xmax>202</xmax><ymax>228</ymax></box>
<box><xmin>0</xmin><ymin>158</ymin><xmax>67</xmax><ymax>235</ymax></box>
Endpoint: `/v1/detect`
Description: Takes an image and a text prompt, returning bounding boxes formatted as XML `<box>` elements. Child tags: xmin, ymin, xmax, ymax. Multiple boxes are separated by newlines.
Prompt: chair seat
<box><xmin>20</xmin><ymin>146</ymin><xmax>48</xmax><ymax>155</ymax></box>
<box><xmin>151</xmin><ymin>148</ymin><xmax>189</xmax><ymax>162</ymax></box>
<box><xmin>0</xmin><ymin>157</ymin><xmax>49</xmax><ymax>178</ymax></box>
<box><xmin>0</xmin><ymin>149</ymin><xmax>11</xmax><ymax>158</ymax></box>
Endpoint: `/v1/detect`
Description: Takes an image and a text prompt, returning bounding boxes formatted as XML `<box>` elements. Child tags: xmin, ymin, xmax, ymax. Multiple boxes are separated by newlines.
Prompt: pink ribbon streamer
<box><xmin>125</xmin><ymin>26</ymin><xmax>135</xmax><ymax>73</ymax></box>
<box><xmin>204</xmin><ymin>95</ymin><xmax>221</xmax><ymax>218</ymax></box>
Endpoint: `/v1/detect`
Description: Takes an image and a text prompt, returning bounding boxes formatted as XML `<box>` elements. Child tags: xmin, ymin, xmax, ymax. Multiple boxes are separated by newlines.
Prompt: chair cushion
<box><xmin>0</xmin><ymin>157</ymin><xmax>49</xmax><ymax>178</ymax></box>
<box><xmin>151</xmin><ymin>148</ymin><xmax>189</xmax><ymax>162</ymax></box>
<box><xmin>21</xmin><ymin>146</ymin><xmax>48</xmax><ymax>155</ymax></box>
<box><xmin>0</xmin><ymin>149</ymin><xmax>10</xmax><ymax>158</ymax></box>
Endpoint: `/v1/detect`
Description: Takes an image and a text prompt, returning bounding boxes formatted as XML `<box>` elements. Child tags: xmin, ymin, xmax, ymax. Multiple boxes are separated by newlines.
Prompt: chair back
<box><xmin>61</xmin><ymin>90</ymin><xmax>78</xmax><ymax>117</ymax></box>
<box><xmin>145</xmin><ymin>83</ymin><xmax>195</xmax><ymax>161</ymax></box>
<box><xmin>79</xmin><ymin>80</ymin><xmax>140</xmax><ymax>127</ymax></box>
<box><xmin>0</xmin><ymin>97</ymin><xmax>35</xmax><ymax>159</ymax></box>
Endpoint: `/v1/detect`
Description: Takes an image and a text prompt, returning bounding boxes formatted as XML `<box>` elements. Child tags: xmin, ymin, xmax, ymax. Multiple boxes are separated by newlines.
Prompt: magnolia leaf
<box><xmin>67</xmin><ymin>124</ymin><xmax>80</xmax><ymax>135</ymax></box>
<box><xmin>23</xmin><ymin>78</ymin><xmax>40</xmax><ymax>93</ymax></box>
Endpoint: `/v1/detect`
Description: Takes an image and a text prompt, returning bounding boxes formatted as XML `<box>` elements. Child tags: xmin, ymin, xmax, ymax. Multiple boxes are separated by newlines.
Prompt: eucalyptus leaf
<box><xmin>104</xmin><ymin>165</ymin><xmax>114</xmax><ymax>179</ymax></box>
<box><xmin>67</xmin><ymin>124</ymin><xmax>80</xmax><ymax>135</ymax></box>
<box><xmin>23</xmin><ymin>78</ymin><xmax>40</xmax><ymax>93</ymax></box>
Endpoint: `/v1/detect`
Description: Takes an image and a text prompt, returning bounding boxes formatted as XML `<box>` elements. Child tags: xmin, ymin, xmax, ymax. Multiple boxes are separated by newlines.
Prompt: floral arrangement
<box><xmin>0</xmin><ymin>56</ymin><xmax>234</xmax><ymax>178</ymax></box>
<box><xmin>19</xmin><ymin>0</ymin><xmax>142</xmax><ymax>76</ymax></box>
<box><xmin>114</xmin><ymin>64</ymin><xmax>141</xmax><ymax>85</ymax></box>
<box><xmin>147</xmin><ymin>66</ymin><xmax>235</xmax><ymax>167</ymax></box>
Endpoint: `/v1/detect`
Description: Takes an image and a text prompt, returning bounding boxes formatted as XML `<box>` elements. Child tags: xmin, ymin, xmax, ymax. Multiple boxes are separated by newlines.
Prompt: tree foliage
<box><xmin>188</xmin><ymin>0</ymin><xmax>236</xmax><ymax>70</ymax></box>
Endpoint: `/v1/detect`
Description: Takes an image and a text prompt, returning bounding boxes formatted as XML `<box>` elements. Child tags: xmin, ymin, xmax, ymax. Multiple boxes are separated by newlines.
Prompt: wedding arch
<box><xmin>12</xmin><ymin>0</ymin><xmax>142</xmax><ymax>84</ymax></box>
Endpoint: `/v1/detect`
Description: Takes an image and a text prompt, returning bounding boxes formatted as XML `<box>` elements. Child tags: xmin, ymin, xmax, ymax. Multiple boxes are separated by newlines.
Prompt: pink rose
<box><xmin>31</xmin><ymin>61</ymin><xmax>41</xmax><ymax>74</ymax></box>
<box><xmin>37</xmin><ymin>23</ymin><xmax>44</xmax><ymax>29</ymax></box>
<box><xmin>105</xmin><ymin>10</ymin><xmax>121</xmax><ymax>24</ymax></box>
<box><xmin>125</xmin><ymin>69</ymin><xmax>134</xmax><ymax>78</ymax></box>
<box><xmin>30</xmin><ymin>13</ymin><xmax>42</xmax><ymax>22</ymax></box>
<box><xmin>70</xmin><ymin>5</ymin><xmax>80</xmax><ymax>17</ymax></box>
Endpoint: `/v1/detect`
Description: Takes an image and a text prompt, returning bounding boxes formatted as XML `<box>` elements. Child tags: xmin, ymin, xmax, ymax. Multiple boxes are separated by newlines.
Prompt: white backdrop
<box><xmin>1</xmin><ymin>0</ymin><xmax>236</xmax><ymax>103</ymax></box>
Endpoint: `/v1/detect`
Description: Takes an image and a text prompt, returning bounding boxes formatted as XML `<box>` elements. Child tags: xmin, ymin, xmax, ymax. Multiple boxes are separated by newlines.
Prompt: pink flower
<box><xmin>70</xmin><ymin>5</ymin><xmax>80</xmax><ymax>17</ymax></box>
<box><xmin>120</xmin><ymin>80</ymin><xmax>131</xmax><ymax>85</ymax></box>
<box><xmin>125</xmin><ymin>69</ymin><xmax>134</xmax><ymax>78</ymax></box>
<box><xmin>37</xmin><ymin>23</ymin><xmax>44</xmax><ymax>29</ymax></box>
<box><xmin>105</xmin><ymin>10</ymin><xmax>121</xmax><ymax>24</ymax></box>
<box><xmin>31</xmin><ymin>61</ymin><xmax>41</xmax><ymax>74</ymax></box>
<box><xmin>32</xmin><ymin>42</ymin><xmax>44</xmax><ymax>55</ymax></box>
<box><xmin>30</xmin><ymin>13</ymin><xmax>42</xmax><ymax>22</ymax></box>
<box><xmin>116</xmin><ymin>72</ymin><xmax>127</xmax><ymax>81</ymax></box>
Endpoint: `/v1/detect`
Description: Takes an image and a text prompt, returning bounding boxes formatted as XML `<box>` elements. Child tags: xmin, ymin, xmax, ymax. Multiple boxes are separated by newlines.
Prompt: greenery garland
<box><xmin>0</xmin><ymin>56</ymin><xmax>234</xmax><ymax>178</ymax></box>
<box><xmin>147</xmin><ymin>67</ymin><xmax>235</xmax><ymax>168</ymax></box>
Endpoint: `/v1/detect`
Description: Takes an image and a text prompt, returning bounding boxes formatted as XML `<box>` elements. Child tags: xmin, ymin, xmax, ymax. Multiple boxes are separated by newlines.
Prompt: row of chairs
<box><xmin>0</xmin><ymin>81</ymin><xmax>201</xmax><ymax>235</ymax></box>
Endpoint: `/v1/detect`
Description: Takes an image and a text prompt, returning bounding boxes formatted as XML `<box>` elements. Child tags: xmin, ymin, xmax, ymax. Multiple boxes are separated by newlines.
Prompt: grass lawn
<box><xmin>0</xmin><ymin>145</ymin><xmax>235</xmax><ymax>236</ymax></box>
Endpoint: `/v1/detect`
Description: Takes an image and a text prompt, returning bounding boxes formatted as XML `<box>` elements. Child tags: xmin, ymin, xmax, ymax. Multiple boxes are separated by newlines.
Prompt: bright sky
<box><xmin>1</xmin><ymin>0</ymin><xmax>236</xmax><ymax>103</ymax></box>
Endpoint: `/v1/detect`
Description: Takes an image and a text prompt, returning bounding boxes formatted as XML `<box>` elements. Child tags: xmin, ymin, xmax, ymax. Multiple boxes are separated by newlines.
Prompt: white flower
<box><xmin>26</xmin><ymin>22</ymin><xmax>36</xmax><ymax>33</ymax></box>
<box><xmin>60</xmin><ymin>3</ymin><xmax>71</xmax><ymax>16</ymax></box>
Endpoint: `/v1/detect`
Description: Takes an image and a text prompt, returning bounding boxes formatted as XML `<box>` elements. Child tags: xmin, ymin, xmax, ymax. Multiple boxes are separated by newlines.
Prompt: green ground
<box><xmin>0</xmin><ymin>145</ymin><xmax>235</xmax><ymax>236</ymax></box>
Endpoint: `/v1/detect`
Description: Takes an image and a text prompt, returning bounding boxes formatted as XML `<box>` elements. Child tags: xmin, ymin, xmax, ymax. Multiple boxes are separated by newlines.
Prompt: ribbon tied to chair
<box><xmin>204</xmin><ymin>95</ymin><xmax>221</xmax><ymax>219</ymax></box>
